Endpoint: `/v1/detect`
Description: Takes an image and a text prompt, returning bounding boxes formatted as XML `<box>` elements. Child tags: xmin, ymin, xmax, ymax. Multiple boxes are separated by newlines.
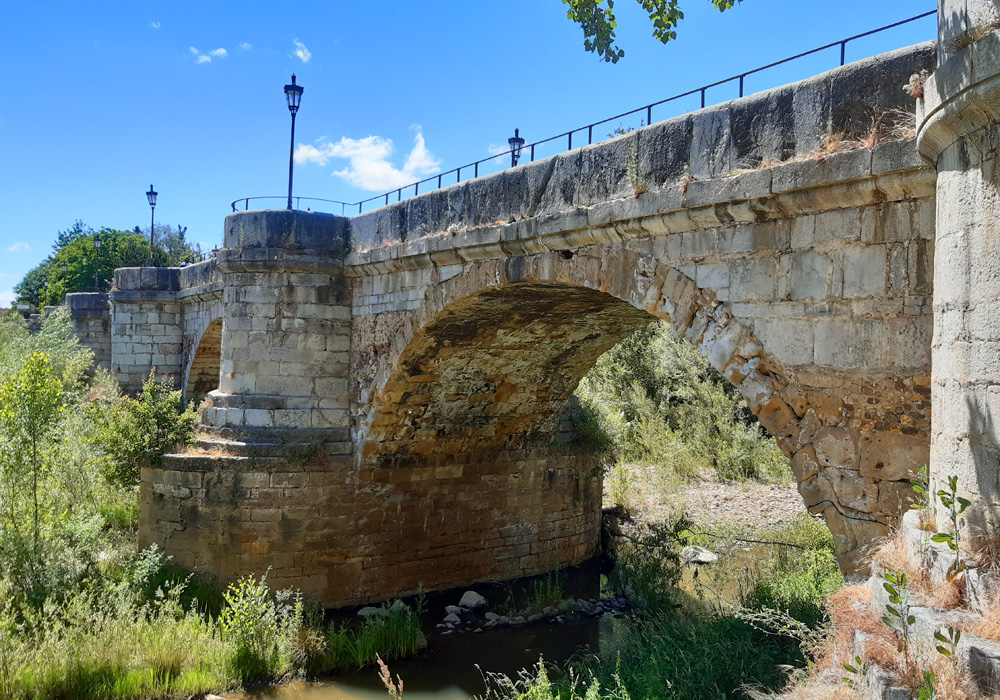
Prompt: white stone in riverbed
<box><xmin>459</xmin><ymin>590</ymin><xmax>487</xmax><ymax>608</ymax></box>
<box><xmin>681</xmin><ymin>545</ymin><xmax>719</xmax><ymax>565</ymax></box>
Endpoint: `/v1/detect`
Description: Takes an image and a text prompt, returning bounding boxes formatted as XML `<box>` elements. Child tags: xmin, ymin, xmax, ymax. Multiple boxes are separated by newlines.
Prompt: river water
<box><xmin>236</xmin><ymin>548</ymin><xmax>756</xmax><ymax>700</ymax></box>
<box><xmin>237</xmin><ymin>562</ymin><xmax>610</xmax><ymax>700</ymax></box>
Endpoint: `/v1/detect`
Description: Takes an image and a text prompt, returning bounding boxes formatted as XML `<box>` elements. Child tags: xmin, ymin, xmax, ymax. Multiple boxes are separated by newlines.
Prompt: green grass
<box><xmin>323</xmin><ymin>602</ymin><xmax>424</xmax><ymax>672</ymax></box>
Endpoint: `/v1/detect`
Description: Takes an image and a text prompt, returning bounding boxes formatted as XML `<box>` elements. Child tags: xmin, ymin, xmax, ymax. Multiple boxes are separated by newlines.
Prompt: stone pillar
<box><xmin>918</xmin><ymin>1</ymin><xmax>1000</xmax><ymax>536</ymax></box>
<box><xmin>110</xmin><ymin>268</ymin><xmax>184</xmax><ymax>393</ymax></box>
<box><xmin>200</xmin><ymin>210</ymin><xmax>351</xmax><ymax>442</ymax></box>
<box><xmin>65</xmin><ymin>292</ymin><xmax>111</xmax><ymax>370</ymax></box>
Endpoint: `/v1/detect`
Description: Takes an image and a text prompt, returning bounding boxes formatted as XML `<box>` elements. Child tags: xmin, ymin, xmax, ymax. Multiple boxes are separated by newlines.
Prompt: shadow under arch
<box><xmin>185</xmin><ymin>318</ymin><xmax>223</xmax><ymax>406</ymax></box>
<box><xmin>349</xmin><ymin>247</ymin><xmax>867</xmax><ymax>598</ymax></box>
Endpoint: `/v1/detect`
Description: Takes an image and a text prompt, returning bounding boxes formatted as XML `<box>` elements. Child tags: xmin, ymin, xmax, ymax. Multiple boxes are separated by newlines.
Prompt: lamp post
<box><xmin>93</xmin><ymin>233</ymin><xmax>101</xmax><ymax>292</ymax></box>
<box><xmin>283</xmin><ymin>75</ymin><xmax>304</xmax><ymax>210</ymax></box>
<box><xmin>508</xmin><ymin>128</ymin><xmax>525</xmax><ymax>167</ymax></box>
<box><xmin>146</xmin><ymin>184</ymin><xmax>157</xmax><ymax>265</ymax></box>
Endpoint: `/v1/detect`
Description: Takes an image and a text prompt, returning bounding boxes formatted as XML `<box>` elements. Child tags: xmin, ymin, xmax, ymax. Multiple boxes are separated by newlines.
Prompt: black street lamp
<box><xmin>146</xmin><ymin>184</ymin><xmax>157</xmax><ymax>265</ymax></box>
<box><xmin>284</xmin><ymin>74</ymin><xmax>304</xmax><ymax>210</ymax></box>
<box><xmin>94</xmin><ymin>233</ymin><xmax>101</xmax><ymax>292</ymax></box>
<box><xmin>508</xmin><ymin>128</ymin><xmax>525</xmax><ymax>167</ymax></box>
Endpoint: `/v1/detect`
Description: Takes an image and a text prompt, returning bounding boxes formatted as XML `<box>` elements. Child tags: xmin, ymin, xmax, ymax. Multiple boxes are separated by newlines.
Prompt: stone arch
<box><xmin>184</xmin><ymin>318</ymin><xmax>223</xmax><ymax>406</ymax></box>
<box><xmin>351</xmin><ymin>243</ymin><xmax>882</xmax><ymax>592</ymax></box>
<box><xmin>360</xmin><ymin>245</ymin><xmax>786</xmax><ymax>462</ymax></box>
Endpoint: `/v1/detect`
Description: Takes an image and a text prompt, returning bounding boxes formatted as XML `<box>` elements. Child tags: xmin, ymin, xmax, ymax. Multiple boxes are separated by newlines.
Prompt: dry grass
<box><xmin>971</xmin><ymin>591</ymin><xmax>1000</xmax><ymax>642</ymax></box>
<box><xmin>869</xmin><ymin>527</ymin><xmax>963</xmax><ymax>610</ymax></box>
<box><xmin>944</xmin><ymin>22</ymin><xmax>1000</xmax><ymax>55</ymax></box>
<box><xmin>175</xmin><ymin>443</ymin><xmax>230</xmax><ymax>459</ymax></box>
<box><xmin>968</xmin><ymin>529</ymin><xmax>1000</xmax><ymax>574</ymax></box>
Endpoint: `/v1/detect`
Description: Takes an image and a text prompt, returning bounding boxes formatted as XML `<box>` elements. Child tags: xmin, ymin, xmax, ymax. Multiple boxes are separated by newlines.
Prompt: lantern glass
<box><xmin>94</xmin><ymin>234</ymin><xmax>101</xmax><ymax>249</ymax></box>
<box><xmin>146</xmin><ymin>185</ymin><xmax>157</xmax><ymax>207</ymax></box>
<box><xmin>284</xmin><ymin>74</ymin><xmax>303</xmax><ymax>113</ymax></box>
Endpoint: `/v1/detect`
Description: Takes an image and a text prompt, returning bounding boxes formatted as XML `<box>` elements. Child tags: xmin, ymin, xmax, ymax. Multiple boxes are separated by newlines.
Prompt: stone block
<box><xmin>789</xmin><ymin>251</ymin><xmax>832</xmax><ymax>300</ymax></box>
<box><xmin>841</xmin><ymin>244</ymin><xmax>886</xmax><ymax>298</ymax></box>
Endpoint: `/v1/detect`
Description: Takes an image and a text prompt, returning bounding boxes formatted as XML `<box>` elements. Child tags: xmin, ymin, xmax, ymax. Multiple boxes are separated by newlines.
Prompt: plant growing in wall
<box><xmin>931</xmin><ymin>474</ymin><xmax>971</xmax><ymax>579</ymax></box>
<box><xmin>627</xmin><ymin>140</ymin><xmax>648</xmax><ymax>197</ymax></box>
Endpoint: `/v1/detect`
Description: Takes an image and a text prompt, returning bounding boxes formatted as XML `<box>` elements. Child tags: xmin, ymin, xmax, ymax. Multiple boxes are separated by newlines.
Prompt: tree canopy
<box><xmin>13</xmin><ymin>221</ymin><xmax>202</xmax><ymax>307</ymax></box>
<box><xmin>563</xmin><ymin>0</ymin><xmax>745</xmax><ymax>63</ymax></box>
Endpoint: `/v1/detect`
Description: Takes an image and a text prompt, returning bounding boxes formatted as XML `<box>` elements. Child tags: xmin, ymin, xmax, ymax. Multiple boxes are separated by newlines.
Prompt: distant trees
<box><xmin>14</xmin><ymin>220</ymin><xmax>203</xmax><ymax>307</ymax></box>
<box><xmin>563</xmin><ymin>0</ymin><xmax>745</xmax><ymax>63</ymax></box>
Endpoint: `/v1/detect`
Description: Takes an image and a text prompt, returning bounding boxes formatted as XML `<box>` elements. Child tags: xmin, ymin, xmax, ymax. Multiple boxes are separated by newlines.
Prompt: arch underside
<box><xmin>186</xmin><ymin>318</ymin><xmax>222</xmax><ymax>405</ymax></box>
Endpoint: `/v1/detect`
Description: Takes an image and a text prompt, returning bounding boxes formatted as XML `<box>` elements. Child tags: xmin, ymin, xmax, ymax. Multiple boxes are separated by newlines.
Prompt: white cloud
<box><xmin>189</xmin><ymin>46</ymin><xmax>227</xmax><ymax>64</ymax></box>
<box><xmin>239</xmin><ymin>42</ymin><xmax>252</xmax><ymax>50</ymax></box>
<box><xmin>295</xmin><ymin>127</ymin><xmax>441</xmax><ymax>191</ymax></box>
<box><xmin>0</xmin><ymin>290</ymin><xmax>15</xmax><ymax>308</ymax></box>
<box><xmin>488</xmin><ymin>143</ymin><xmax>512</xmax><ymax>165</ymax></box>
<box><xmin>6</xmin><ymin>242</ymin><xmax>29</xmax><ymax>253</ymax></box>
<box><xmin>292</xmin><ymin>39</ymin><xmax>311</xmax><ymax>63</ymax></box>
<box><xmin>150</xmin><ymin>21</ymin><xmax>160</xmax><ymax>29</ymax></box>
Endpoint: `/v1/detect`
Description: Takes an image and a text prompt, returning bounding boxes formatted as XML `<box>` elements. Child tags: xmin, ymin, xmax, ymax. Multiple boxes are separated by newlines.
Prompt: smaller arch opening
<box><xmin>186</xmin><ymin>318</ymin><xmax>222</xmax><ymax>405</ymax></box>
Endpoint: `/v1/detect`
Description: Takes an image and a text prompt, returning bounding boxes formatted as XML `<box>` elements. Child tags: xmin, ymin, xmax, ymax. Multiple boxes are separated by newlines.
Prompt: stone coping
<box><xmin>918</xmin><ymin>28</ymin><xmax>1000</xmax><ymax>163</ymax></box>
<box><xmin>343</xmin><ymin>138</ymin><xmax>933</xmax><ymax>278</ymax></box>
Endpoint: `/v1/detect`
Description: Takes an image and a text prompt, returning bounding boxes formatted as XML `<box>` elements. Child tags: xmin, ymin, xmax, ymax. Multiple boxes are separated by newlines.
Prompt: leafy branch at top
<box><xmin>562</xmin><ymin>0</ymin><xmax>745</xmax><ymax>63</ymax></box>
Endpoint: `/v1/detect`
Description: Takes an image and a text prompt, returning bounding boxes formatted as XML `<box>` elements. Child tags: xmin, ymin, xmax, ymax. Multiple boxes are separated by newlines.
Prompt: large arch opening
<box><xmin>354</xmin><ymin>282</ymin><xmax>657</xmax><ymax>599</ymax></box>
<box><xmin>185</xmin><ymin>318</ymin><xmax>222</xmax><ymax>406</ymax></box>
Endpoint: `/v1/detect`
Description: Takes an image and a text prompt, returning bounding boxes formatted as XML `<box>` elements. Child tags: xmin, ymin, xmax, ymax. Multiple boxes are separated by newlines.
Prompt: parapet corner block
<box><xmin>224</xmin><ymin>209</ymin><xmax>351</xmax><ymax>254</ymax></box>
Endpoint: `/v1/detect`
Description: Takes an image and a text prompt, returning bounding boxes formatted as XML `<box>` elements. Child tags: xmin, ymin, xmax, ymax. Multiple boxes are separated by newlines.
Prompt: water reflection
<box><xmin>239</xmin><ymin>563</ymin><xmax>605</xmax><ymax>700</ymax></box>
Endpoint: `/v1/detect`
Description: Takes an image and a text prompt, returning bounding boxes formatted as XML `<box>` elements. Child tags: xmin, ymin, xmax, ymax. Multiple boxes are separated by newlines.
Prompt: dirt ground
<box><xmin>614</xmin><ymin>464</ymin><xmax>808</xmax><ymax>529</ymax></box>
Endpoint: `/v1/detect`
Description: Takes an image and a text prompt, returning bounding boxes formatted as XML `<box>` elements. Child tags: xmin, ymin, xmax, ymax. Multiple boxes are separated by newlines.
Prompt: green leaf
<box><xmin>936</xmin><ymin>646</ymin><xmax>952</xmax><ymax>657</ymax></box>
<box><xmin>931</xmin><ymin>533</ymin><xmax>953</xmax><ymax>543</ymax></box>
<box><xmin>934</xmin><ymin>631</ymin><xmax>948</xmax><ymax>643</ymax></box>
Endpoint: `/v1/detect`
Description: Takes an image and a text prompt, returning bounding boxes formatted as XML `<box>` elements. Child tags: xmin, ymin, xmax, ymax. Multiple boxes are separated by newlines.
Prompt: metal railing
<box><xmin>230</xmin><ymin>195</ymin><xmax>354</xmax><ymax>215</ymax></box>
<box><xmin>234</xmin><ymin>9</ymin><xmax>936</xmax><ymax>217</ymax></box>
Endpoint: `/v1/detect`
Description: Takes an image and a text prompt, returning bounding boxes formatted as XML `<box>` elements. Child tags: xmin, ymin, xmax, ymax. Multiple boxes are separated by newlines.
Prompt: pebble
<box><xmin>459</xmin><ymin>591</ymin><xmax>487</xmax><ymax>609</ymax></box>
<box><xmin>445</xmin><ymin>605</ymin><xmax>463</xmax><ymax>615</ymax></box>
<box><xmin>443</xmin><ymin>613</ymin><xmax>461</xmax><ymax>624</ymax></box>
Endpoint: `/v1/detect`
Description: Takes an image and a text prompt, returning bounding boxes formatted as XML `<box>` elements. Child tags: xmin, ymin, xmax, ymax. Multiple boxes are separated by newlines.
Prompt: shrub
<box><xmin>90</xmin><ymin>370</ymin><xmax>197</xmax><ymax>488</ymax></box>
<box><xmin>576</xmin><ymin>321</ymin><xmax>789</xmax><ymax>483</ymax></box>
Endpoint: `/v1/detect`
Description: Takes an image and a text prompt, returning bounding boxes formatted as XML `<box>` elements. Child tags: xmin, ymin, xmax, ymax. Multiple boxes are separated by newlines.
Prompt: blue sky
<box><xmin>0</xmin><ymin>1</ymin><xmax>935</xmax><ymax>306</ymax></box>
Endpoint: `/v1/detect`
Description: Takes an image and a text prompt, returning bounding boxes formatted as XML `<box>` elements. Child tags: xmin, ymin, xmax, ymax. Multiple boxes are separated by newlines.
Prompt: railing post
<box><xmin>568</xmin><ymin>132</ymin><xmax>572</xmax><ymax>150</ymax></box>
<box><xmin>701</xmin><ymin>88</ymin><xmax>706</xmax><ymax>109</ymax></box>
<box><xmin>739</xmin><ymin>75</ymin><xmax>745</xmax><ymax>97</ymax></box>
<box><xmin>588</xmin><ymin>125</ymin><xmax>593</xmax><ymax>145</ymax></box>
<box><xmin>646</xmin><ymin>105</ymin><xmax>652</xmax><ymax>126</ymax></box>
<box><xmin>840</xmin><ymin>41</ymin><xmax>847</xmax><ymax>65</ymax></box>
<box><xmin>531</xmin><ymin>144</ymin><xmax>535</xmax><ymax>161</ymax></box>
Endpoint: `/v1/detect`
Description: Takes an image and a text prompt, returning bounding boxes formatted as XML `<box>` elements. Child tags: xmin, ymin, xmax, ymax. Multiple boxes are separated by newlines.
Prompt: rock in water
<box><xmin>358</xmin><ymin>606</ymin><xmax>389</xmax><ymax>619</ymax></box>
<box><xmin>459</xmin><ymin>590</ymin><xmax>487</xmax><ymax>608</ymax></box>
<box><xmin>681</xmin><ymin>545</ymin><xmax>718</xmax><ymax>565</ymax></box>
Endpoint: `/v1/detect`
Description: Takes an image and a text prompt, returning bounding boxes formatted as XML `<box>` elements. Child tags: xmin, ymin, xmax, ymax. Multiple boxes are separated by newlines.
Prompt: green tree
<box><xmin>0</xmin><ymin>352</ymin><xmax>64</xmax><ymax>548</ymax></box>
<box><xmin>14</xmin><ymin>221</ymin><xmax>202</xmax><ymax>307</ymax></box>
<box><xmin>563</xmin><ymin>0</ymin><xmax>745</xmax><ymax>63</ymax></box>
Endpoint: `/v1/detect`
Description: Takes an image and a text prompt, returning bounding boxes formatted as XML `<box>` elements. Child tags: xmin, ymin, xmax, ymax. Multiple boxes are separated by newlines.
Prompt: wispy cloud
<box><xmin>238</xmin><ymin>42</ymin><xmax>252</xmax><ymax>50</ymax></box>
<box><xmin>292</xmin><ymin>39</ymin><xmax>311</xmax><ymax>63</ymax></box>
<box><xmin>295</xmin><ymin>126</ymin><xmax>441</xmax><ymax>191</ymax></box>
<box><xmin>0</xmin><ymin>290</ymin><xmax>15</xmax><ymax>308</ymax></box>
<box><xmin>189</xmin><ymin>46</ymin><xmax>227</xmax><ymax>64</ymax></box>
<box><xmin>150</xmin><ymin>21</ymin><xmax>160</xmax><ymax>29</ymax></box>
<box><xmin>6</xmin><ymin>242</ymin><xmax>29</xmax><ymax>253</ymax></box>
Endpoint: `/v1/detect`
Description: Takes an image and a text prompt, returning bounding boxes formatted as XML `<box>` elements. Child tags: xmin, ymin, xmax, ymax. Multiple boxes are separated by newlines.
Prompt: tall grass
<box><xmin>324</xmin><ymin>602</ymin><xmax>424</xmax><ymax>671</ymax></box>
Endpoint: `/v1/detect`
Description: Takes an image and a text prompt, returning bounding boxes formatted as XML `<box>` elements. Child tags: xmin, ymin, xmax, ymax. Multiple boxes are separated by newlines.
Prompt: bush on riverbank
<box><xmin>576</xmin><ymin>321</ymin><xmax>788</xmax><ymax>486</ymax></box>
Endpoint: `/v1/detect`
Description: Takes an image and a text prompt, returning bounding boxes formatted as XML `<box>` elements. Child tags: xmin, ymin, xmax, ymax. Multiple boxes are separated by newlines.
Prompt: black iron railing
<box><xmin>234</xmin><ymin>9</ymin><xmax>936</xmax><ymax>217</ymax></box>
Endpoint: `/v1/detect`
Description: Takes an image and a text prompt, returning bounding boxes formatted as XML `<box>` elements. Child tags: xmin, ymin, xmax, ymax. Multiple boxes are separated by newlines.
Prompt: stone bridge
<box><xmin>82</xmin><ymin>35</ymin><xmax>983</xmax><ymax>606</ymax></box>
